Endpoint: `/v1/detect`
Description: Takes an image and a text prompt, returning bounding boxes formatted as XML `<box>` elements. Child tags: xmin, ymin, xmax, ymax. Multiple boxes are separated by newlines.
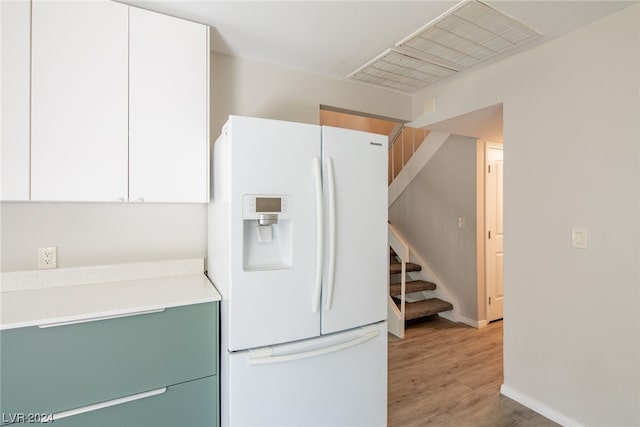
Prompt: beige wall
<box><xmin>210</xmin><ymin>52</ymin><xmax>412</xmax><ymax>137</ymax></box>
<box><xmin>0</xmin><ymin>203</ymin><xmax>207</xmax><ymax>271</ymax></box>
<box><xmin>410</xmin><ymin>5</ymin><xmax>639</xmax><ymax>425</ymax></box>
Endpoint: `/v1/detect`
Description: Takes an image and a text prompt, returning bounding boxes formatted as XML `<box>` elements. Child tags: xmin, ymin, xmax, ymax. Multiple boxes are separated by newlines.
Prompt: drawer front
<box><xmin>0</xmin><ymin>302</ymin><xmax>218</xmax><ymax>418</ymax></box>
<box><xmin>52</xmin><ymin>375</ymin><xmax>218</xmax><ymax>427</ymax></box>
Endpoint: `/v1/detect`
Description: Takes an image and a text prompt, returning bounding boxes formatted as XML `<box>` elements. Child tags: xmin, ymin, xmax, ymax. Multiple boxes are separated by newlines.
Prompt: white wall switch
<box><xmin>38</xmin><ymin>246</ymin><xmax>57</xmax><ymax>269</ymax></box>
<box><xmin>571</xmin><ymin>227</ymin><xmax>588</xmax><ymax>249</ymax></box>
<box><xmin>457</xmin><ymin>217</ymin><xmax>466</xmax><ymax>229</ymax></box>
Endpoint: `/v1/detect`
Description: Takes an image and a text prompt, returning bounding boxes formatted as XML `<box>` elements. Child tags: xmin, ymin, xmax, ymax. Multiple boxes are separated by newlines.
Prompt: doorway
<box><xmin>422</xmin><ymin>103</ymin><xmax>503</xmax><ymax>326</ymax></box>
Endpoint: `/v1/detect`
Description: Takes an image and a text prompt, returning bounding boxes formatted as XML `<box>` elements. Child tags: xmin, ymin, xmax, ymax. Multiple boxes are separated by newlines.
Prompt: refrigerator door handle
<box><xmin>248</xmin><ymin>325</ymin><xmax>379</xmax><ymax>365</ymax></box>
<box><xmin>324</xmin><ymin>157</ymin><xmax>337</xmax><ymax>311</ymax></box>
<box><xmin>312</xmin><ymin>157</ymin><xmax>324</xmax><ymax>313</ymax></box>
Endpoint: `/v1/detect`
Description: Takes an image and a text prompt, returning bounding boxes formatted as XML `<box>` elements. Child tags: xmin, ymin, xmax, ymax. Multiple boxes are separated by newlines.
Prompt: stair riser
<box><xmin>389</xmin><ymin>263</ymin><xmax>422</xmax><ymax>275</ymax></box>
<box><xmin>394</xmin><ymin>298</ymin><xmax>453</xmax><ymax>320</ymax></box>
<box><xmin>389</xmin><ymin>280</ymin><xmax>436</xmax><ymax>296</ymax></box>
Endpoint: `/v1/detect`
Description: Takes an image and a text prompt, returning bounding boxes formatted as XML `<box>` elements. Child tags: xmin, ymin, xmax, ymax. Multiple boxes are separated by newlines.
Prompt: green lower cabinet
<box><xmin>0</xmin><ymin>303</ymin><xmax>217</xmax><ymax>420</ymax></box>
<box><xmin>0</xmin><ymin>301</ymin><xmax>220</xmax><ymax>427</ymax></box>
<box><xmin>51</xmin><ymin>376</ymin><xmax>218</xmax><ymax>427</ymax></box>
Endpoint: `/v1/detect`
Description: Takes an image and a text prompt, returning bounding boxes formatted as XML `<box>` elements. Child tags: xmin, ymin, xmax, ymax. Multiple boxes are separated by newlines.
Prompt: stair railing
<box><xmin>388</xmin><ymin>223</ymin><xmax>409</xmax><ymax>338</ymax></box>
<box><xmin>388</xmin><ymin>126</ymin><xmax>430</xmax><ymax>185</ymax></box>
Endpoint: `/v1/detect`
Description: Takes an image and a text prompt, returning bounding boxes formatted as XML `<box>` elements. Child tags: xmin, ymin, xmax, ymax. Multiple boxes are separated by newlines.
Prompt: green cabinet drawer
<box><xmin>50</xmin><ymin>375</ymin><xmax>218</xmax><ymax>427</ymax></box>
<box><xmin>0</xmin><ymin>302</ymin><xmax>217</xmax><ymax>419</ymax></box>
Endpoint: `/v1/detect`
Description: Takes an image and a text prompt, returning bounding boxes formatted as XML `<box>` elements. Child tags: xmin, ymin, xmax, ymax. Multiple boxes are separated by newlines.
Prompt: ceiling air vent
<box><xmin>348</xmin><ymin>49</ymin><xmax>457</xmax><ymax>93</ymax></box>
<box><xmin>348</xmin><ymin>0</ymin><xmax>541</xmax><ymax>93</ymax></box>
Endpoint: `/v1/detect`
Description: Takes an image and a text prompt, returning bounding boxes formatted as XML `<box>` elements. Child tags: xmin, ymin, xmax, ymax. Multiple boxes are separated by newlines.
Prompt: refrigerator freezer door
<box><xmin>226</xmin><ymin>116</ymin><xmax>323</xmax><ymax>351</ymax></box>
<box><xmin>320</xmin><ymin>126</ymin><xmax>388</xmax><ymax>335</ymax></box>
<box><xmin>223</xmin><ymin>321</ymin><xmax>387</xmax><ymax>427</ymax></box>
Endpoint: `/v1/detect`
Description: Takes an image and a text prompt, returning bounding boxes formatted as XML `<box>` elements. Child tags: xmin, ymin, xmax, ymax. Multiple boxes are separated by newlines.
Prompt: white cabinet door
<box><xmin>1</xmin><ymin>0</ymin><xmax>31</xmax><ymax>201</ymax></box>
<box><xmin>31</xmin><ymin>1</ymin><xmax>129</xmax><ymax>202</ymax></box>
<box><xmin>320</xmin><ymin>127</ymin><xmax>388</xmax><ymax>335</ymax></box>
<box><xmin>129</xmin><ymin>8</ymin><xmax>209</xmax><ymax>203</ymax></box>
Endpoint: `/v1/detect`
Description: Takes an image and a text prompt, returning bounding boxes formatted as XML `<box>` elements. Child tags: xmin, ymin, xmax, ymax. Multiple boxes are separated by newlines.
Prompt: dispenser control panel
<box><xmin>243</xmin><ymin>195</ymin><xmax>291</xmax><ymax>219</ymax></box>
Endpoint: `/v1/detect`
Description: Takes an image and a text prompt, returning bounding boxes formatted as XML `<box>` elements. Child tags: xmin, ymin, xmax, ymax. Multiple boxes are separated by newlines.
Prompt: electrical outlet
<box><xmin>38</xmin><ymin>247</ymin><xmax>57</xmax><ymax>269</ymax></box>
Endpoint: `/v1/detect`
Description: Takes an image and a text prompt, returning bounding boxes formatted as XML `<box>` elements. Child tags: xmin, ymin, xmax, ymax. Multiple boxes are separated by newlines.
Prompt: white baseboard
<box><xmin>500</xmin><ymin>384</ymin><xmax>583</xmax><ymax>427</ymax></box>
<box><xmin>437</xmin><ymin>311</ymin><xmax>457</xmax><ymax>323</ymax></box>
<box><xmin>434</xmin><ymin>310</ymin><xmax>484</xmax><ymax>328</ymax></box>
<box><xmin>453</xmin><ymin>315</ymin><xmax>488</xmax><ymax>329</ymax></box>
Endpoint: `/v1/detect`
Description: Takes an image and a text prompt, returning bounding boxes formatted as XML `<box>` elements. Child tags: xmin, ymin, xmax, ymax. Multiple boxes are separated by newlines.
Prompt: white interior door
<box><xmin>486</xmin><ymin>144</ymin><xmax>504</xmax><ymax>321</ymax></box>
<box><xmin>320</xmin><ymin>126</ymin><xmax>388</xmax><ymax>335</ymax></box>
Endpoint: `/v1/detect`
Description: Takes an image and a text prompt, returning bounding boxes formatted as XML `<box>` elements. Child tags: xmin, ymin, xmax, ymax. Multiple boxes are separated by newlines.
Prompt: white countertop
<box><xmin>0</xmin><ymin>258</ymin><xmax>221</xmax><ymax>330</ymax></box>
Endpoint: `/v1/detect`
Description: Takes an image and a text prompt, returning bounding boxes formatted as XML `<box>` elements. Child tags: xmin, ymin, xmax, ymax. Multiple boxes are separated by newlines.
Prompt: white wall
<box><xmin>389</xmin><ymin>135</ymin><xmax>478</xmax><ymax>319</ymax></box>
<box><xmin>0</xmin><ymin>203</ymin><xmax>207</xmax><ymax>271</ymax></box>
<box><xmin>1</xmin><ymin>54</ymin><xmax>411</xmax><ymax>274</ymax></box>
<box><xmin>410</xmin><ymin>5</ymin><xmax>640</xmax><ymax>426</ymax></box>
<box><xmin>210</xmin><ymin>52</ymin><xmax>412</xmax><ymax>136</ymax></box>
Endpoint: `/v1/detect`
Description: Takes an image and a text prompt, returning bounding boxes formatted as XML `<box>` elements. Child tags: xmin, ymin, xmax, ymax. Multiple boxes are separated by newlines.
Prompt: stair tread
<box><xmin>389</xmin><ymin>280</ymin><xmax>436</xmax><ymax>296</ymax></box>
<box><xmin>397</xmin><ymin>298</ymin><xmax>453</xmax><ymax>320</ymax></box>
<box><xmin>389</xmin><ymin>262</ymin><xmax>422</xmax><ymax>274</ymax></box>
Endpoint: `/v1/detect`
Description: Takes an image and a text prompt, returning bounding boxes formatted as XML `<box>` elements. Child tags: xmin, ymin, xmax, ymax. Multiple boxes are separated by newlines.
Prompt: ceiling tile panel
<box><xmin>348</xmin><ymin>0</ymin><xmax>541</xmax><ymax>93</ymax></box>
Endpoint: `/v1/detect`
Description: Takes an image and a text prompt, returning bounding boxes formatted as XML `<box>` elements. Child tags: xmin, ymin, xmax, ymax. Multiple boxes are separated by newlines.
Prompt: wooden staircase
<box><xmin>389</xmin><ymin>249</ymin><xmax>453</xmax><ymax>321</ymax></box>
<box><xmin>387</xmin><ymin>223</ymin><xmax>454</xmax><ymax>338</ymax></box>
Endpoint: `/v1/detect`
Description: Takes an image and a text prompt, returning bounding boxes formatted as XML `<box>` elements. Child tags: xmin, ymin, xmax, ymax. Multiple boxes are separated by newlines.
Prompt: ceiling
<box><xmin>122</xmin><ymin>0</ymin><xmax>635</xmax><ymax>93</ymax></box>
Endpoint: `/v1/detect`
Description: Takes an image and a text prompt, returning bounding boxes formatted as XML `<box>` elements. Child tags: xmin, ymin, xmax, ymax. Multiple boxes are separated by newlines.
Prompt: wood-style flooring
<box><xmin>388</xmin><ymin>317</ymin><xmax>559</xmax><ymax>427</ymax></box>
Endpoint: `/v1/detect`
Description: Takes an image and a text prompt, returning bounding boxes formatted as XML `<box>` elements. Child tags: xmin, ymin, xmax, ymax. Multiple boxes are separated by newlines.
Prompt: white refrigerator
<box><xmin>207</xmin><ymin>115</ymin><xmax>388</xmax><ymax>427</ymax></box>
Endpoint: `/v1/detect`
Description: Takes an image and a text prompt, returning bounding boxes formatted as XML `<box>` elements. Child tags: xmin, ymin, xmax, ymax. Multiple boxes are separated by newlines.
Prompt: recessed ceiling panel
<box><xmin>348</xmin><ymin>0</ymin><xmax>541</xmax><ymax>93</ymax></box>
<box><xmin>348</xmin><ymin>49</ymin><xmax>457</xmax><ymax>93</ymax></box>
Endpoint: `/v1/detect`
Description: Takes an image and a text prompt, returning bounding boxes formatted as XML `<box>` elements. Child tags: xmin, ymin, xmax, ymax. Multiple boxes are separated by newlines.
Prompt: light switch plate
<box><xmin>571</xmin><ymin>227</ymin><xmax>588</xmax><ymax>249</ymax></box>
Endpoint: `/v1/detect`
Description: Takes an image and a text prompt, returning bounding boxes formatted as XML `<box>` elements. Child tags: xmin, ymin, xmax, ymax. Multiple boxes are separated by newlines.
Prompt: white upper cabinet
<box><xmin>1</xmin><ymin>0</ymin><xmax>31</xmax><ymax>201</ymax></box>
<box><xmin>129</xmin><ymin>8</ymin><xmax>210</xmax><ymax>203</ymax></box>
<box><xmin>27</xmin><ymin>2</ymin><xmax>209</xmax><ymax>203</ymax></box>
<box><xmin>31</xmin><ymin>1</ymin><xmax>129</xmax><ymax>202</ymax></box>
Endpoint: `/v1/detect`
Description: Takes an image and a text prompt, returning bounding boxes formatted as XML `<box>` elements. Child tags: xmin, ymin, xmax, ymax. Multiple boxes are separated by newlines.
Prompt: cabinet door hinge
<box><xmin>489</xmin><ymin>296</ymin><xmax>492</xmax><ymax>305</ymax></box>
<box><xmin>488</xmin><ymin>165</ymin><xmax>491</xmax><ymax>173</ymax></box>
